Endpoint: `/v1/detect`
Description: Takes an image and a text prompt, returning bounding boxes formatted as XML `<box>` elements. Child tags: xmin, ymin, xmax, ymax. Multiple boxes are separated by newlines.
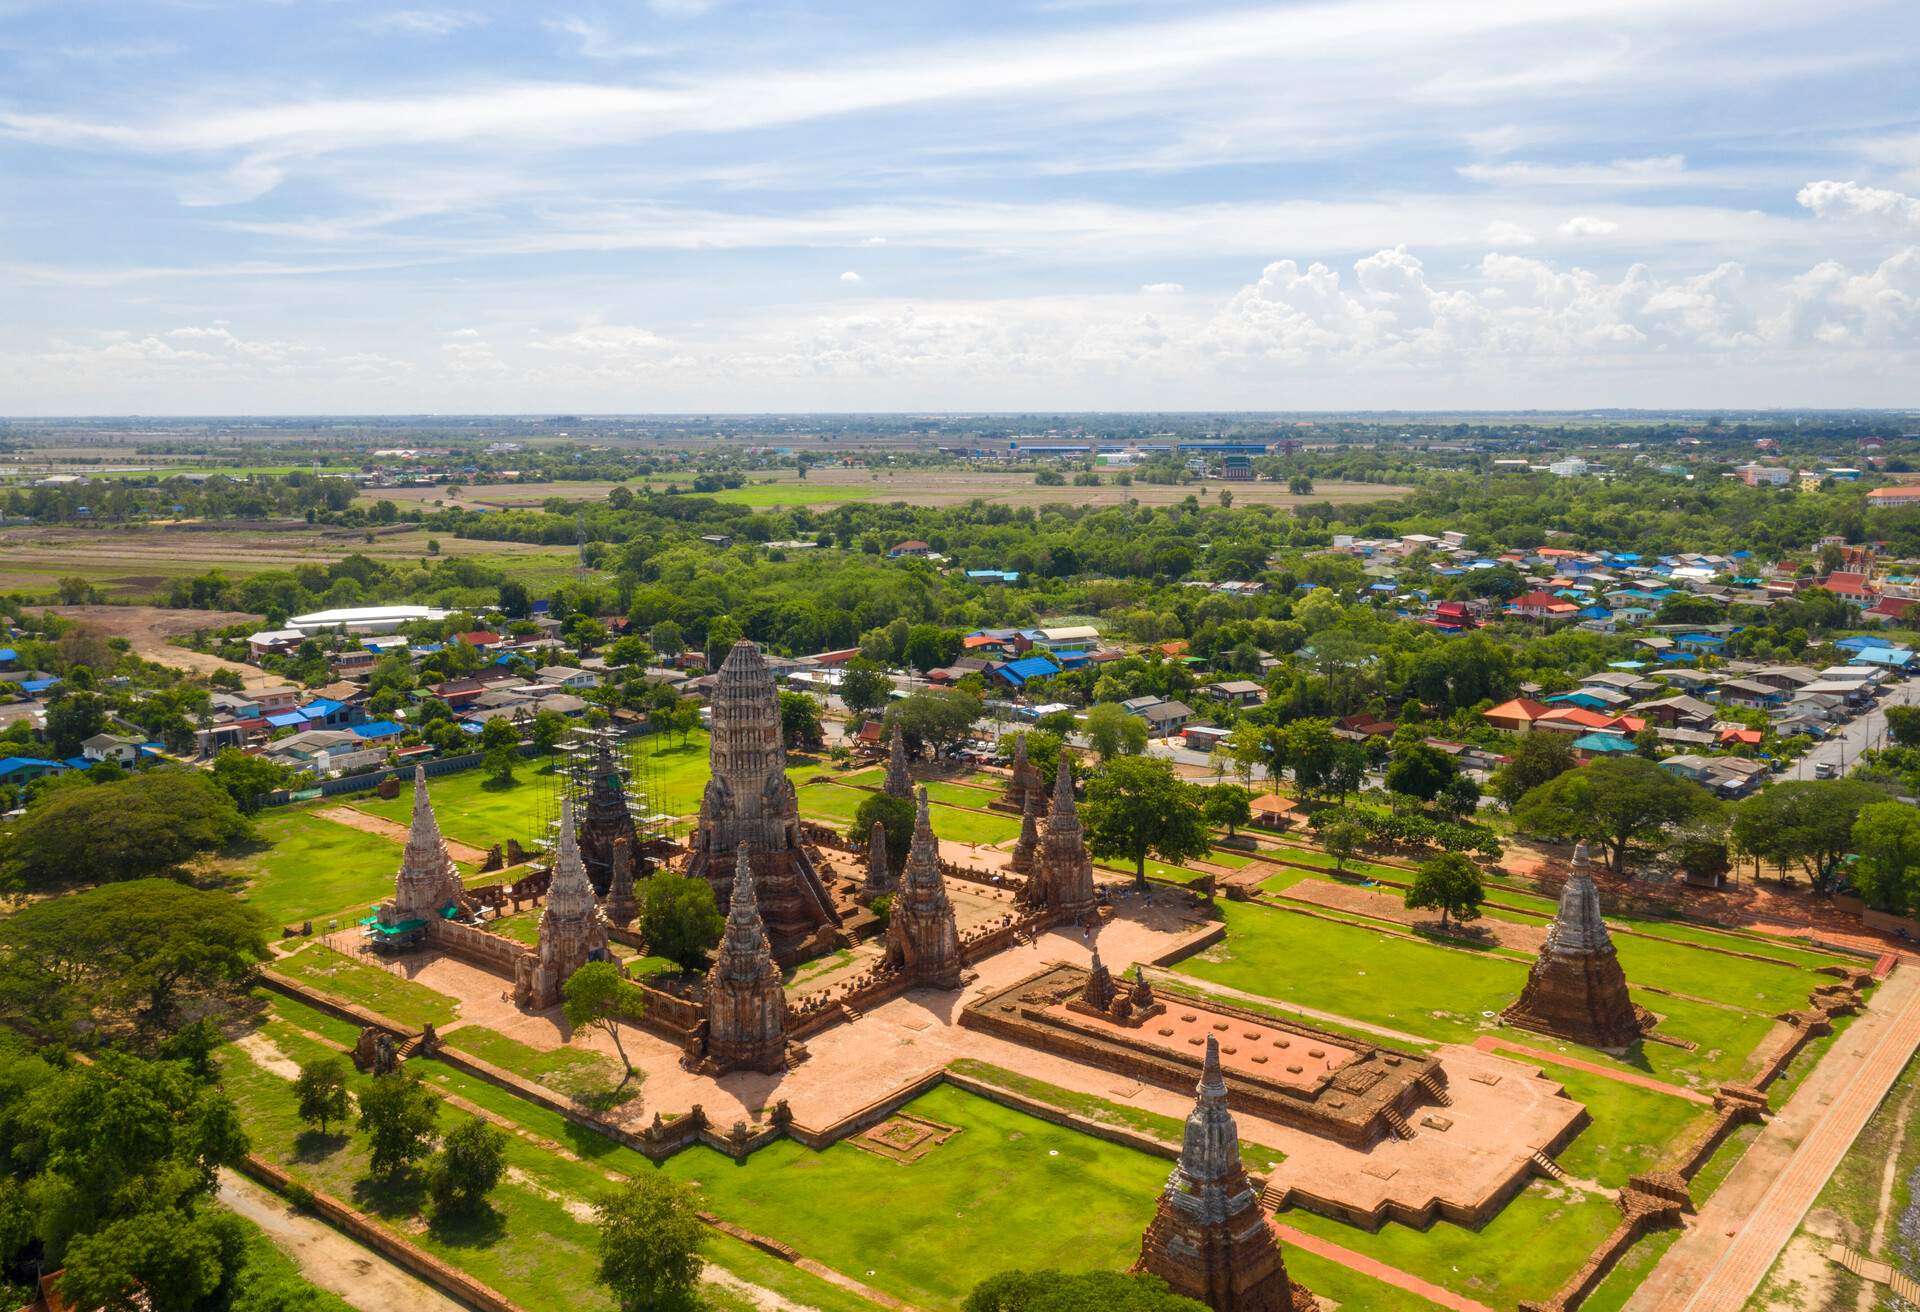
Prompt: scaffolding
<box><xmin>533</xmin><ymin>726</ymin><xmax>671</xmax><ymax>882</ymax></box>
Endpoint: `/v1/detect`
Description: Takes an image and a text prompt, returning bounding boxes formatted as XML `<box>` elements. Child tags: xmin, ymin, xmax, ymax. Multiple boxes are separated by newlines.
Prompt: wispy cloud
<box><xmin>543</xmin><ymin>17</ymin><xmax>661</xmax><ymax>60</ymax></box>
<box><xmin>359</xmin><ymin>10</ymin><xmax>487</xmax><ymax>37</ymax></box>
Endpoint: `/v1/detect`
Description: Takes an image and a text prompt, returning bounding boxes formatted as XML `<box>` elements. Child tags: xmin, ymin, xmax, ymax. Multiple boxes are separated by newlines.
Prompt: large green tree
<box><xmin>1730</xmin><ymin>778</ymin><xmax>1887</xmax><ymax>891</ymax></box>
<box><xmin>1851</xmin><ymin>801</ymin><xmax>1920</xmax><ymax>914</ymax></box>
<box><xmin>850</xmin><ymin>791</ymin><xmax>916</xmax><ymax>868</ymax></box>
<box><xmin>594</xmin><ymin>1174</ymin><xmax>706</xmax><ymax>1312</ymax></box>
<box><xmin>1513</xmin><ymin>756</ymin><xmax>1719</xmax><ymax>874</ymax></box>
<box><xmin>837</xmin><ymin>658</ymin><xmax>893</xmax><ymax>721</ymax></box>
<box><xmin>0</xmin><ymin>879</ymin><xmax>268</xmax><ymax>1038</ymax></box>
<box><xmin>887</xmin><ymin>688</ymin><xmax>983</xmax><ymax>756</ymax></box>
<box><xmin>1084</xmin><ymin>702</ymin><xmax>1149</xmax><ymax>760</ymax></box>
<box><xmin>1404</xmin><ymin>852</ymin><xmax>1485</xmax><ymax>930</ymax></box>
<box><xmin>356</xmin><ymin>1069</ymin><xmax>441</xmax><ymax>1179</ymax></box>
<box><xmin>562</xmin><ymin>960</ymin><xmax>647</xmax><ymax>1088</ymax></box>
<box><xmin>637</xmin><ymin>873</ymin><xmax>724</xmax><ymax>972</ymax></box>
<box><xmin>1083</xmin><ymin>756</ymin><xmax>1213</xmax><ymax>886</ymax></box>
<box><xmin>1385</xmin><ymin>741</ymin><xmax>1459</xmax><ymax>803</ymax></box>
<box><xmin>1</xmin><ymin>768</ymin><xmax>251</xmax><ymax>892</ymax></box>
<box><xmin>427</xmin><ymin>1116</ymin><xmax>508</xmax><ymax>1218</ymax></box>
<box><xmin>208</xmin><ymin>748</ymin><xmax>295</xmax><ymax>814</ymax></box>
<box><xmin>293</xmin><ymin>1056</ymin><xmax>352</xmax><ymax>1136</ymax></box>
<box><xmin>965</xmin><ymin>1269</ymin><xmax>1209</xmax><ymax>1312</ymax></box>
<box><xmin>1492</xmin><ymin>732</ymin><xmax>1577</xmax><ymax>809</ymax></box>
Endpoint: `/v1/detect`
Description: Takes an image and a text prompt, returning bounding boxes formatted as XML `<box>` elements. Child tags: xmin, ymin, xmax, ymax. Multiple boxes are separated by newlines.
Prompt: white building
<box><xmin>1548</xmin><ymin>458</ymin><xmax>1590</xmax><ymax>478</ymax></box>
<box><xmin>287</xmin><ymin>605</ymin><xmax>451</xmax><ymax>635</ymax></box>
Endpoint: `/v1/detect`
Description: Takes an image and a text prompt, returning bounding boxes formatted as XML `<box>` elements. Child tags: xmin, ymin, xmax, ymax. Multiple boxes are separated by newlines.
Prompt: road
<box><xmin>1783</xmin><ymin>674</ymin><xmax>1920</xmax><ymax>781</ymax></box>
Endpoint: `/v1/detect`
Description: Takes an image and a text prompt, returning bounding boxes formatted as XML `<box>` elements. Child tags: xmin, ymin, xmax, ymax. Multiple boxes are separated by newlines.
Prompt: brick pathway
<box><xmin>1271</xmin><ymin>1222</ymin><xmax>1498</xmax><ymax>1312</ymax></box>
<box><xmin>1471</xmin><ymin>1035</ymin><xmax>1717</xmax><ymax>1105</ymax></box>
<box><xmin>1625</xmin><ymin>965</ymin><xmax>1920</xmax><ymax>1311</ymax></box>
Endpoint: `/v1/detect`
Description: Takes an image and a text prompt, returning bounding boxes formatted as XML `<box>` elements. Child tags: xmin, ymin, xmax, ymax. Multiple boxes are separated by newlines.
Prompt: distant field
<box><xmin>0</xmin><ymin>523</ymin><xmax>586</xmax><ymax>597</ymax></box>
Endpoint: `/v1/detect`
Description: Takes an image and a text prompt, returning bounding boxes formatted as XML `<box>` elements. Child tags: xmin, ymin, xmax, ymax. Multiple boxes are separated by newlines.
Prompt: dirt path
<box><xmin>317</xmin><ymin>805</ymin><xmax>492</xmax><ymax>866</ymax></box>
<box><xmin>1279</xmin><ymin>879</ymin><xmax>1548</xmax><ymax>952</ymax></box>
<box><xmin>1625</xmin><ymin>965</ymin><xmax>1920</xmax><ymax>1311</ymax></box>
<box><xmin>35</xmin><ymin>603</ymin><xmax>291</xmax><ymax>692</ymax></box>
<box><xmin>217</xmin><ymin>1171</ymin><xmax>465</xmax><ymax>1312</ymax></box>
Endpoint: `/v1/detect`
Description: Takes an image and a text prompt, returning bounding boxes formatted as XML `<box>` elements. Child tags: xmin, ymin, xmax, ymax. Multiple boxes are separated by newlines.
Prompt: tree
<box><xmin>1385</xmin><ymin>741</ymin><xmax>1457</xmax><ymax>803</ymax></box>
<box><xmin>594</xmin><ymin>1173</ymin><xmax>706</xmax><ymax>1312</ymax></box>
<box><xmin>0</xmin><ymin>880</ymin><xmax>268</xmax><ymax>1038</ymax></box>
<box><xmin>1885</xmin><ymin>703</ymin><xmax>1920</xmax><ymax>748</ymax></box>
<box><xmin>1404</xmin><ymin>852</ymin><xmax>1485</xmax><ymax>930</ymax></box>
<box><xmin>778</xmin><ymin>689</ymin><xmax>825</xmax><ymax>751</ymax></box>
<box><xmin>1220</xmin><ymin>722</ymin><xmax>1265</xmax><ymax>786</ymax></box>
<box><xmin>1201</xmin><ymin>783</ymin><xmax>1252</xmax><ymax>836</ymax></box>
<box><xmin>293</xmin><ymin>1056</ymin><xmax>351</xmax><ymax>1136</ymax></box>
<box><xmin>1084</xmin><ymin>702</ymin><xmax>1149</xmax><ymax>760</ymax></box>
<box><xmin>850</xmin><ymin>791</ymin><xmax>916</xmax><ymax>868</ymax></box>
<box><xmin>428</xmin><ymin>1116</ymin><xmax>507</xmax><ymax>1218</ymax></box>
<box><xmin>886</xmin><ymin>688</ymin><xmax>982</xmax><ymax>756</ymax></box>
<box><xmin>0</xmin><ymin>768</ymin><xmax>251</xmax><ymax>892</ymax></box>
<box><xmin>498</xmin><ymin>580</ymin><xmax>531</xmax><ymax>618</ymax></box>
<box><xmin>562</xmin><ymin>961</ymin><xmax>647</xmax><ymax>1087</ymax></box>
<box><xmin>208</xmin><ymin>749</ymin><xmax>294</xmax><ymax>814</ymax></box>
<box><xmin>1492</xmin><ymin>732</ymin><xmax>1576</xmax><ymax>809</ymax></box>
<box><xmin>1731</xmin><ymin>778</ymin><xmax>1888</xmax><ymax>891</ymax></box>
<box><xmin>838</xmin><ymin>659</ymin><xmax>892</xmax><ymax>720</ymax></box>
<box><xmin>530</xmin><ymin>708</ymin><xmax>569</xmax><ymax>755</ymax></box>
<box><xmin>45</xmin><ymin>692</ymin><xmax>106</xmax><ymax>757</ymax></box>
<box><xmin>480</xmin><ymin>716</ymin><xmax>519</xmax><ymax>784</ymax></box>
<box><xmin>1321</xmin><ymin>818</ymin><xmax>1365</xmax><ymax>873</ymax></box>
<box><xmin>649</xmin><ymin>620</ymin><xmax>684</xmax><ymax>656</ymax></box>
<box><xmin>1851</xmin><ymin>801</ymin><xmax>1920</xmax><ymax>913</ymax></box>
<box><xmin>1513</xmin><ymin>756</ymin><xmax>1720</xmax><ymax>874</ymax></box>
<box><xmin>704</xmin><ymin>615</ymin><xmax>744</xmax><ymax>669</ymax></box>
<box><xmin>903</xmin><ymin>624</ymin><xmax>960</xmax><ymax>674</ymax></box>
<box><xmin>1437</xmin><ymin>773</ymin><xmax>1481</xmax><ymax>818</ymax></box>
<box><xmin>669</xmin><ymin>698</ymin><xmax>702</xmax><ymax>745</ymax></box>
<box><xmin>356</xmin><ymin>1069</ymin><xmax>441</xmax><ymax>1178</ymax></box>
<box><xmin>638</xmin><ymin>873</ymin><xmax>724</xmax><ymax>972</ymax></box>
<box><xmin>966</xmin><ymin>1269</ymin><xmax>1209</xmax><ymax>1312</ymax></box>
<box><xmin>1083</xmin><ymin>756</ymin><xmax>1213</xmax><ymax>887</ymax></box>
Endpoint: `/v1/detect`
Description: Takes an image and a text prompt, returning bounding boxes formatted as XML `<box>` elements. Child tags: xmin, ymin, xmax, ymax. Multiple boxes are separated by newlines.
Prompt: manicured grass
<box><xmin>796</xmin><ymin>782</ymin><xmax>1022</xmax><ymax>846</ymax></box>
<box><xmin>443</xmin><ymin>1025</ymin><xmax>632</xmax><ymax>1104</ymax></box>
<box><xmin>947</xmin><ymin>1059</ymin><xmax>1279</xmax><ymax>1171</ymax></box>
<box><xmin>1283</xmin><ymin>1248</ymin><xmax>1444</xmax><ymax>1312</ymax></box>
<box><xmin>351</xmin><ymin>768</ymin><xmax>545</xmax><ymax>851</ymax></box>
<box><xmin>657</xmin><ymin>1084</ymin><xmax>1168</xmax><ymax>1309</ymax></box>
<box><xmin>1283</xmin><ymin>1180</ymin><xmax>1621</xmax><ymax>1307</ymax></box>
<box><xmin>705</xmin><ymin>482</ymin><xmax>886</xmax><ymax>507</ymax></box>
<box><xmin>260</xmin><ymin>989</ymin><xmax>364</xmax><ymax>1047</ymax></box>
<box><xmin>272</xmin><ymin>942</ymin><xmax>458</xmax><ymax>1028</ymax></box>
<box><xmin>1531</xmin><ymin>1059</ymin><xmax>1714</xmax><ymax>1188</ymax></box>
<box><xmin>1176</xmin><ymin>900</ymin><xmax>1778</xmax><ymax>1087</ymax></box>
<box><xmin>1582</xmin><ymin>1228</ymin><xmax>1680</xmax><ymax>1312</ymax></box>
<box><xmin>217</xmin><ymin>809</ymin><xmax>410</xmax><ymax>929</ymax></box>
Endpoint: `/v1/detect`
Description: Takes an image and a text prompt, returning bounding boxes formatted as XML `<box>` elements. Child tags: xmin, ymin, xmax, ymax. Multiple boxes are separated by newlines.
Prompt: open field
<box><xmin>0</xmin><ymin>523</ymin><xmax>586</xmax><ymax>598</ymax></box>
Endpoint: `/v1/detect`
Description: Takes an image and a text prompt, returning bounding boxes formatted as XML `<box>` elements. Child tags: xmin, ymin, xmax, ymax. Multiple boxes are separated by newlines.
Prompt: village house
<box><xmin>1210</xmin><ymin>679</ymin><xmax>1267</xmax><ymax>707</ymax></box>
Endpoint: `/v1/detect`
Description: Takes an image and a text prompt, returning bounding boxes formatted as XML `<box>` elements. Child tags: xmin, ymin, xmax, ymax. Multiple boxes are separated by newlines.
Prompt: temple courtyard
<box><xmin>219</xmin><ymin>643</ymin><xmax>1913</xmax><ymax>1312</ymax></box>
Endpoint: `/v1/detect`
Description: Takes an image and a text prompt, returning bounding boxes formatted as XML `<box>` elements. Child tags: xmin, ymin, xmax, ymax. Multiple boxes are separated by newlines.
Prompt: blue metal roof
<box><xmin>0</xmin><ymin>756</ymin><xmax>63</xmax><ymax>778</ymax></box>
<box><xmin>1572</xmin><ymin>733</ymin><xmax>1637</xmax><ymax>753</ymax></box>
<box><xmin>0</xmin><ymin>648</ymin><xmax>16</xmax><ymax>663</ymax></box>
<box><xmin>996</xmin><ymin>656</ymin><xmax>1061</xmax><ymax>685</ymax></box>
<box><xmin>351</xmin><ymin>720</ymin><xmax>403</xmax><ymax>738</ymax></box>
<box><xmin>266</xmin><ymin>711</ymin><xmax>306</xmax><ymax>728</ymax></box>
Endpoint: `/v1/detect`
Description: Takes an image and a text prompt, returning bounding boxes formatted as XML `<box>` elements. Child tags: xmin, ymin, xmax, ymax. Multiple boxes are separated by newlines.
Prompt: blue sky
<box><xmin>2</xmin><ymin>0</ymin><xmax>1918</xmax><ymax>413</ymax></box>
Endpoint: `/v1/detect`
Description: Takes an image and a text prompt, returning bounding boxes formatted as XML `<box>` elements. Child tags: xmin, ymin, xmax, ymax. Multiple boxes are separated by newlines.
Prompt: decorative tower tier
<box><xmin>687</xmin><ymin>639</ymin><xmax>842</xmax><ymax>961</ymax></box>
<box><xmin>1502</xmin><ymin>843</ymin><xmax>1652</xmax><ymax>1052</ymax></box>
<box><xmin>885</xmin><ymin>790</ymin><xmax>963</xmax><ymax>989</ymax></box>
<box><xmin>704</xmin><ymin>843</ymin><xmax>790</xmax><ymax>1074</ymax></box>
<box><xmin>883</xmin><ymin>721</ymin><xmax>913</xmax><ymax>800</ymax></box>
<box><xmin>515</xmin><ymin>796</ymin><xmax>610</xmax><ymax>1010</ymax></box>
<box><xmin>1032</xmin><ymin>757</ymin><xmax>1097</xmax><ymax>919</ymax></box>
<box><xmin>998</xmin><ymin>733</ymin><xmax>1045</xmax><ymax>813</ymax></box>
<box><xmin>577</xmin><ymin>732</ymin><xmax>641</xmax><ymax>897</ymax></box>
<box><xmin>1134</xmin><ymin>1036</ymin><xmax>1315</xmax><ymax>1312</ymax></box>
<box><xmin>376</xmin><ymin>767</ymin><xmax>465</xmax><ymax>931</ymax></box>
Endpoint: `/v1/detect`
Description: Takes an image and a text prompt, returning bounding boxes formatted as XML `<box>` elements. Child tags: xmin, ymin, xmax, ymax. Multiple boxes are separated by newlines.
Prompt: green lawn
<box><xmin>215</xmin><ymin>809</ymin><xmax>413</xmax><ymax>929</ymax></box>
<box><xmin>796</xmin><ymin>782</ymin><xmax>1022</xmax><ymax>846</ymax></box>
<box><xmin>259</xmin><ymin>989</ymin><xmax>364</xmax><ymax>1047</ymax></box>
<box><xmin>272</xmin><ymin>942</ymin><xmax>458</xmax><ymax>1028</ymax></box>
<box><xmin>656</xmin><ymin>1084</ymin><xmax>1168</xmax><ymax>1310</ymax></box>
<box><xmin>1283</xmin><ymin>1180</ymin><xmax>1620</xmax><ymax>1307</ymax></box>
<box><xmin>1283</xmin><ymin>1248</ymin><xmax>1446</xmax><ymax>1312</ymax></box>
<box><xmin>351</xmin><ymin>768</ymin><xmax>547</xmax><ymax>851</ymax></box>
<box><xmin>442</xmin><ymin>1025</ymin><xmax>633</xmax><ymax>1105</ymax></box>
<box><xmin>1531</xmin><ymin>1059</ymin><xmax>1714</xmax><ymax>1188</ymax></box>
<box><xmin>1176</xmin><ymin>901</ymin><xmax>1780</xmax><ymax>1087</ymax></box>
<box><xmin>704</xmin><ymin>482</ymin><xmax>887</xmax><ymax>507</ymax></box>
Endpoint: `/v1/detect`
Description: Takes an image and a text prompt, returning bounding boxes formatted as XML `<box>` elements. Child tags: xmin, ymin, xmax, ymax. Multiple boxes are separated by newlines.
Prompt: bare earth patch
<box><xmin>234</xmin><ymin>1031</ymin><xmax>302</xmax><ymax>1080</ymax></box>
<box><xmin>1279</xmin><ymin>877</ymin><xmax>1548</xmax><ymax>952</ymax></box>
<box><xmin>317</xmin><ymin>805</ymin><xmax>492</xmax><ymax>866</ymax></box>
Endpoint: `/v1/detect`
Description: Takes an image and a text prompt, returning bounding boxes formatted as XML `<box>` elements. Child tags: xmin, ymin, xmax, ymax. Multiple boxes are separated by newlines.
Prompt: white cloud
<box><xmin>1460</xmin><ymin>154</ymin><xmax>1689</xmax><ymax>186</ymax></box>
<box><xmin>543</xmin><ymin>18</ymin><xmax>661</xmax><ymax>60</ymax></box>
<box><xmin>839</xmin><ymin>270</ymin><xmax>863</xmax><ymax>283</ymax></box>
<box><xmin>360</xmin><ymin>10</ymin><xmax>485</xmax><ymax>37</ymax></box>
<box><xmin>1559</xmin><ymin>215</ymin><xmax>1620</xmax><ymax>236</ymax></box>
<box><xmin>1481</xmin><ymin>220</ymin><xmax>1536</xmax><ymax>247</ymax></box>
<box><xmin>1139</xmin><ymin>282</ymin><xmax>1185</xmax><ymax>295</ymax></box>
<box><xmin>1797</xmin><ymin>180</ymin><xmax>1920</xmax><ymax>230</ymax></box>
<box><xmin>1771</xmin><ymin>247</ymin><xmax>1920</xmax><ymax>346</ymax></box>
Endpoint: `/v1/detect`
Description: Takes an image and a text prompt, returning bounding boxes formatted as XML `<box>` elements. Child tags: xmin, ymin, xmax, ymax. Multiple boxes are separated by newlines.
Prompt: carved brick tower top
<box><xmin>1502</xmin><ymin>842</ymin><xmax>1651</xmax><ymax>1052</ymax></box>
<box><xmin>514</xmin><ymin>796</ymin><xmax>609</xmax><ymax>1011</ymax></box>
<box><xmin>1000</xmin><ymin>732</ymin><xmax>1044</xmax><ymax>812</ymax></box>
<box><xmin>384</xmin><ymin>766</ymin><xmax>464</xmax><ymax>924</ymax></box>
<box><xmin>1032</xmin><ymin>757</ymin><xmax>1097</xmax><ymax>919</ymax></box>
<box><xmin>688</xmin><ymin>639</ymin><xmax>841</xmax><ymax>962</ymax></box>
<box><xmin>885</xmin><ymin>789</ymin><xmax>963</xmax><ymax>989</ymax></box>
<box><xmin>1134</xmin><ymin>1036</ymin><xmax>1312</xmax><ymax>1312</ymax></box>
<box><xmin>704</xmin><ymin>842</ymin><xmax>790</xmax><ymax>1074</ymax></box>
<box><xmin>884</xmin><ymin>721</ymin><xmax>913</xmax><ymax>800</ymax></box>
<box><xmin>1008</xmin><ymin>791</ymin><xmax>1040</xmax><ymax>876</ymax></box>
<box><xmin>577</xmin><ymin>732</ymin><xmax>641</xmax><ymax>897</ymax></box>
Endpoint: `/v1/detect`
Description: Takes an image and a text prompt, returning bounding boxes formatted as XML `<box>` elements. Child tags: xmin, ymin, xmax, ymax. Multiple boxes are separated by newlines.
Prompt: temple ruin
<box><xmin>1008</xmin><ymin>792</ymin><xmax>1040</xmax><ymax>877</ymax></box>
<box><xmin>996</xmin><ymin>732</ymin><xmax>1045</xmax><ymax>813</ymax></box>
<box><xmin>864</xmin><ymin>819</ymin><xmax>893</xmax><ymax>898</ymax></box>
<box><xmin>575</xmin><ymin>732</ymin><xmax>642</xmax><ymax>896</ymax></box>
<box><xmin>703</xmin><ymin>842</ymin><xmax>793</xmax><ymax>1074</ymax></box>
<box><xmin>883</xmin><ymin>721</ymin><xmax>913</xmax><ymax>799</ymax></box>
<box><xmin>1025</xmin><ymin>757</ymin><xmax>1097</xmax><ymax>920</ymax></box>
<box><xmin>884</xmin><ymin>789</ymin><xmax>963</xmax><ymax>989</ymax></box>
<box><xmin>1502</xmin><ymin>842</ymin><xmax>1653</xmax><ymax>1053</ymax></box>
<box><xmin>514</xmin><ymin>796</ymin><xmax>611</xmax><ymax>1010</ymax></box>
<box><xmin>602</xmin><ymin>835</ymin><xmax>640</xmax><ymax>928</ymax></box>
<box><xmin>1135</xmin><ymin>1036</ymin><xmax>1317</xmax><ymax>1312</ymax></box>
<box><xmin>370</xmin><ymin>766</ymin><xmax>467</xmax><ymax>945</ymax></box>
<box><xmin>687</xmin><ymin>639</ymin><xmax>844</xmax><ymax>963</ymax></box>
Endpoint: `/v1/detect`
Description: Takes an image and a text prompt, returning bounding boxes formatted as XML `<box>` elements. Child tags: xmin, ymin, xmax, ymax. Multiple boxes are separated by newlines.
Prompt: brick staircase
<box><xmin>1417</xmin><ymin>1070</ymin><xmax>1454</xmax><ymax>1106</ymax></box>
<box><xmin>1530</xmin><ymin>1150</ymin><xmax>1568</xmax><ymax>1182</ymax></box>
<box><xmin>840</xmin><ymin>1002</ymin><xmax>864</xmax><ymax>1024</ymax></box>
<box><xmin>1258</xmin><ymin>1179</ymin><xmax>1290</xmax><ymax>1213</ymax></box>
<box><xmin>1381</xmin><ymin>1107</ymin><xmax>1418</xmax><ymax>1141</ymax></box>
<box><xmin>394</xmin><ymin>1033</ymin><xmax>427</xmax><ymax>1062</ymax></box>
<box><xmin>1830</xmin><ymin>1245</ymin><xmax>1920</xmax><ymax>1303</ymax></box>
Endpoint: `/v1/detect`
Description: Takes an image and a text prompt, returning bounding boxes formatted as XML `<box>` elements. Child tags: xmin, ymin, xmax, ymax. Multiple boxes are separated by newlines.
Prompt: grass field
<box><xmin>272</xmin><ymin>941</ymin><xmax>458</xmax><ymax>1028</ymax></box>
<box><xmin>350</xmin><ymin>765</ymin><xmax>548</xmax><ymax>851</ymax></box>
<box><xmin>441</xmin><ymin>1024</ymin><xmax>633</xmax><ymax>1105</ymax></box>
<box><xmin>212</xmin><ymin>808</ymin><xmax>416</xmax><ymax>929</ymax></box>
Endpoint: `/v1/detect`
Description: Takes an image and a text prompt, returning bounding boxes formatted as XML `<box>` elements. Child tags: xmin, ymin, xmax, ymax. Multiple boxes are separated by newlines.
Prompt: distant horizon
<box><xmin>3</xmin><ymin>1</ymin><xmax>1918</xmax><ymax>411</ymax></box>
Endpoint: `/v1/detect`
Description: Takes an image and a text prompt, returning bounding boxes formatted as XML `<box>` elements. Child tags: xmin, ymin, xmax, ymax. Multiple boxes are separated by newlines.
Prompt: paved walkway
<box><xmin>1625</xmin><ymin>964</ymin><xmax>1920</xmax><ymax>1311</ymax></box>
<box><xmin>1471</xmin><ymin>1035</ymin><xmax>1718</xmax><ymax>1106</ymax></box>
<box><xmin>1272</xmin><ymin>1222</ymin><xmax>1498</xmax><ymax>1312</ymax></box>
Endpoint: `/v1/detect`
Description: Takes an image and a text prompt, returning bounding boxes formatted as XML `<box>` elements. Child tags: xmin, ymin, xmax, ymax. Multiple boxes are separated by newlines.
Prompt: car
<box><xmin>1813</xmin><ymin>762</ymin><xmax>1838</xmax><ymax>779</ymax></box>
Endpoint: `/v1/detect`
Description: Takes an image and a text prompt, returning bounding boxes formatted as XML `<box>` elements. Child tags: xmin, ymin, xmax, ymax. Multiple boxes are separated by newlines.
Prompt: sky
<box><xmin>2</xmin><ymin>0</ymin><xmax>1919</xmax><ymax>415</ymax></box>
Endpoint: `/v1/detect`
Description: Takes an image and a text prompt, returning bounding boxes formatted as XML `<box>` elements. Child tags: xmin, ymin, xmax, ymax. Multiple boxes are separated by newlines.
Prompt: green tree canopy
<box><xmin>1730</xmin><ymin>778</ymin><xmax>1888</xmax><ymax>891</ymax></box>
<box><xmin>208</xmin><ymin>749</ymin><xmax>295</xmax><ymax>814</ymax></box>
<box><xmin>1404</xmin><ymin>852</ymin><xmax>1485</xmax><ymax>930</ymax></box>
<box><xmin>293</xmin><ymin>1056</ymin><xmax>352</xmax><ymax>1137</ymax></box>
<box><xmin>886</xmin><ymin>688</ymin><xmax>982</xmax><ymax>756</ymax></box>
<box><xmin>428</xmin><ymin>1116</ymin><xmax>508</xmax><ymax>1218</ymax></box>
<box><xmin>594</xmin><ymin>1173</ymin><xmax>706</xmax><ymax>1312</ymax></box>
<box><xmin>562</xmin><ymin>960</ymin><xmax>647</xmax><ymax>1087</ymax></box>
<box><xmin>1083</xmin><ymin>756</ymin><xmax>1213</xmax><ymax>886</ymax></box>
<box><xmin>356</xmin><ymin>1069</ymin><xmax>441</xmax><ymax>1178</ymax></box>
<box><xmin>1</xmin><ymin>768</ymin><xmax>251</xmax><ymax>892</ymax></box>
<box><xmin>1851</xmin><ymin>800</ymin><xmax>1920</xmax><ymax>914</ymax></box>
<box><xmin>1513</xmin><ymin>756</ymin><xmax>1719</xmax><ymax>874</ymax></box>
<box><xmin>1492</xmin><ymin>732</ymin><xmax>1576</xmax><ymax>809</ymax></box>
<box><xmin>850</xmin><ymin>791</ymin><xmax>916</xmax><ymax>869</ymax></box>
<box><xmin>965</xmin><ymin>1269</ymin><xmax>1209</xmax><ymax>1312</ymax></box>
<box><xmin>1385</xmin><ymin>741</ymin><xmax>1458</xmax><ymax>803</ymax></box>
<box><xmin>778</xmin><ymin>689</ymin><xmax>825</xmax><ymax>751</ymax></box>
<box><xmin>638</xmin><ymin>873</ymin><xmax>724</xmax><ymax>972</ymax></box>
